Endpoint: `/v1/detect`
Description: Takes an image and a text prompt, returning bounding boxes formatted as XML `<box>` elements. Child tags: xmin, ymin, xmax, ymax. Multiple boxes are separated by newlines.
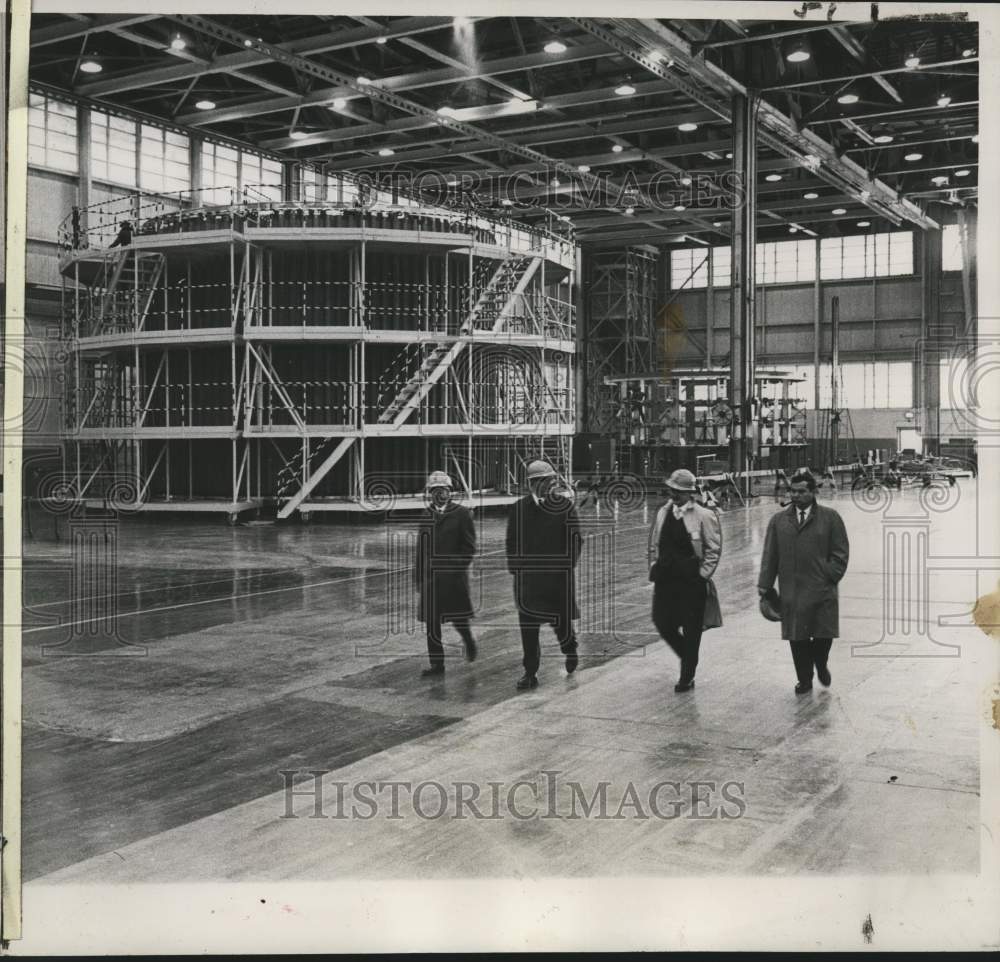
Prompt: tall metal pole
<box><xmin>830</xmin><ymin>295</ymin><xmax>840</xmax><ymax>467</ymax></box>
<box><xmin>729</xmin><ymin>91</ymin><xmax>757</xmax><ymax>496</ymax></box>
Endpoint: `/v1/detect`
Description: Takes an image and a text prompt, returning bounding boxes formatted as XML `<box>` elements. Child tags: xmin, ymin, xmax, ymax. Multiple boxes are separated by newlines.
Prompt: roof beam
<box><xmin>31</xmin><ymin>14</ymin><xmax>158</xmax><ymax>47</ymax></box>
<box><xmin>176</xmin><ymin>42</ymin><xmax>613</xmax><ymax>127</ymax></box>
<box><xmin>74</xmin><ymin>16</ymin><xmax>460</xmax><ymax>97</ymax></box>
<box><xmin>826</xmin><ymin>24</ymin><xmax>902</xmax><ymax>104</ymax></box>
<box><xmin>763</xmin><ymin>56</ymin><xmax>977</xmax><ymax>92</ymax></box>
<box><xmin>571</xmin><ymin>17</ymin><xmax>938</xmax><ymax>231</ymax></box>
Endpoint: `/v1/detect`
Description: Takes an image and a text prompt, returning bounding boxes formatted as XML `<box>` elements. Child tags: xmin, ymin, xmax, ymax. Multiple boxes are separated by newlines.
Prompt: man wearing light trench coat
<box><xmin>647</xmin><ymin>468</ymin><xmax>724</xmax><ymax>692</ymax></box>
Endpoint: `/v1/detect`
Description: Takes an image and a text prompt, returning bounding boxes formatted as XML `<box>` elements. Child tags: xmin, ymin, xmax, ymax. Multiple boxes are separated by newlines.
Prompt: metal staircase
<box><xmin>275</xmin><ymin>253</ymin><xmax>542</xmax><ymax>518</ymax></box>
<box><xmin>79</xmin><ymin>250</ymin><xmax>166</xmax><ymax>338</ymax></box>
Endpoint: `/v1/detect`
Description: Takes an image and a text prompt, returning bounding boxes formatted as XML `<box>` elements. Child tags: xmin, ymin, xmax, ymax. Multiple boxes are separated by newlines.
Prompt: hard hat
<box><xmin>526</xmin><ymin>460</ymin><xmax>556</xmax><ymax>481</ymax></box>
<box><xmin>425</xmin><ymin>471</ymin><xmax>453</xmax><ymax>490</ymax></box>
<box><xmin>759</xmin><ymin>587</ymin><xmax>782</xmax><ymax>623</ymax></box>
<box><xmin>665</xmin><ymin>468</ymin><xmax>698</xmax><ymax>492</ymax></box>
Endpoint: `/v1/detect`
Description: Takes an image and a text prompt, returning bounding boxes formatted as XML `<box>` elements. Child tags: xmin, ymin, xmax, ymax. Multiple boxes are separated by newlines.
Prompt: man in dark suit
<box><xmin>505</xmin><ymin>460</ymin><xmax>582</xmax><ymax>691</ymax></box>
<box><xmin>757</xmin><ymin>468</ymin><xmax>850</xmax><ymax>694</ymax></box>
<box><xmin>414</xmin><ymin>471</ymin><xmax>478</xmax><ymax>677</ymax></box>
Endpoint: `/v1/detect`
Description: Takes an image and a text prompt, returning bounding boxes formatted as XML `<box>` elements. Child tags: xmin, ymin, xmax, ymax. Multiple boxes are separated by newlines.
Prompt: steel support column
<box><xmin>920</xmin><ymin>221</ymin><xmax>943</xmax><ymax>456</ymax></box>
<box><xmin>729</xmin><ymin>91</ymin><xmax>757</xmax><ymax>493</ymax></box>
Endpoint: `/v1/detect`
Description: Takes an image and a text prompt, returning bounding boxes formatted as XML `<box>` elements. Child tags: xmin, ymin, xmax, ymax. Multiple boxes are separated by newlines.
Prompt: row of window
<box><xmin>670</xmin><ymin>233</ymin><xmax>916</xmax><ymax>289</ymax></box>
<box><xmin>29</xmin><ymin>93</ymin><xmax>283</xmax><ymax>201</ymax></box>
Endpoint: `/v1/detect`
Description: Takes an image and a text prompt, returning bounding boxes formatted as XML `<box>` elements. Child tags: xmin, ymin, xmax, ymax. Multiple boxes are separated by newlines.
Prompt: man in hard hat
<box><xmin>647</xmin><ymin>468</ymin><xmax>723</xmax><ymax>692</ymax></box>
<box><xmin>414</xmin><ymin>471</ymin><xmax>478</xmax><ymax>677</ymax></box>
<box><xmin>757</xmin><ymin>468</ymin><xmax>850</xmax><ymax>694</ymax></box>
<box><xmin>505</xmin><ymin>460</ymin><xmax>582</xmax><ymax>690</ymax></box>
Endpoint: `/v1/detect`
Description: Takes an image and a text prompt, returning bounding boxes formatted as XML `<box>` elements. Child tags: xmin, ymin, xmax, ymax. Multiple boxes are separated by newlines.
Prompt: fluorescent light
<box><xmin>937</xmin><ymin>95</ymin><xmax>951</xmax><ymax>107</ymax></box>
<box><xmin>195</xmin><ymin>99</ymin><xmax>216</xmax><ymax>110</ymax></box>
<box><xmin>873</xmin><ymin>134</ymin><xmax>894</xmax><ymax>144</ymax></box>
<box><xmin>577</xmin><ymin>164</ymin><xmax>591</xmax><ymax>173</ymax></box>
<box><xmin>904</xmin><ymin>152</ymin><xmax>923</xmax><ymax>162</ymax></box>
<box><xmin>289</xmin><ymin>130</ymin><xmax>309</xmax><ymax>140</ymax></box>
<box><xmin>765</xmin><ymin>173</ymin><xmax>782</xmax><ymax>182</ymax></box>
<box><xmin>803</xmin><ymin>191</ymin><xmax>819</xmax><ymax>199</ymax></box>
<box><xmin>680</xmin><ymin>176</ymin><xmax>692</xmax><ymax>186</ymax></box>
<box><xmin>725</xmin><ymin>152</ymin><xmax>733</xmax><ymax>160</ymax></box>
<box><xmin>615</xmin><ymin>83</ymin><xmax>636</xmax><ymax>96</ymax></box>
<box><xmin>712</xmin><ymin>221</ymin><xmax>723</xmax><ymax>228</ymax></box>
<box><xmin>673</xmin><ymin>203</ymin><xmax>686</xmax><ymax>212</ymax></box>
<box><xmin>612</xmin><ymin>144</ymin><xmax>624</xmax><ymax>153</ymax></box>
<box><xmin>170</xmin><ymin>35</ymin><xmax>186</xmax><ymax>51</ymax></box>
<box><xmin>678</xmin><ymin>122</ymin><xmax>698</xmax><ymax>132</ymax></box>
<box><xmin>905</xmin><ymin>54</ymin><xmax>920</xmax><ymax>68</ymax></box>
<box><xmin>79</xmin><ymin>59</ymin><xmax>102</xmax><ymax>73</ymax></box>
<box><xmin>330</xmin><ymin>97</ymin><xmax>347</xmax><ymax>110</ymax></box>
<box><xmin>544</xmin><ymin>40</ymin><xmax>566</xmax><ymax>54</ymax></box>
<box><xmin>624</xmin><ymin>206</ymin><xmax>635</xmax><ymax>215</ymax></box>
<box><xmin>955</xmin><ymin>168</ymin><xmax>971</xmax><ymax>177</ymax></box>
<box><xmin>931</xmin><ymin>175</ymin><xmax>949</xmax><ymax>186</ymax></box>
<box><xmin>832</xmin><ymin>208</ymin><xmax>847</xmax><ymax>215</ymax></box>
<box><xmin>378</xmin><ymin>147</ymin><xmax>394</xmax><ymax>157</ymax></box>
<box><xmin>376</xmin><ymin>36</ymin><xmax>387</xmax><ymax>45</ymax></box>
<box><xmin>837</xmin><ymin>93</ymin><xmax>859</xmax><ymax>105</ymax></box>
<box><xmin>857</xmin><ymin>220</ymin><xmax>871</xmax><ymax>227</ymax></box>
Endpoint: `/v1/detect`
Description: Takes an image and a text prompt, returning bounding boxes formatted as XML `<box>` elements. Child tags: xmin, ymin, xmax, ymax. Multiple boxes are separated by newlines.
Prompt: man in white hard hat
<box><xmin>647</xmin><ymin>468</ymin><xmax>723</xmax><ymax>692</ymax></box>
<box><xmin>414</xmin><ymin>471</ymin><xmax>478</xmax><ymax>677</ymax></box>
<box><xmin>505</xmin><ymin>459</ymin><xmax>582</xmax><ymax>691</ymax></box>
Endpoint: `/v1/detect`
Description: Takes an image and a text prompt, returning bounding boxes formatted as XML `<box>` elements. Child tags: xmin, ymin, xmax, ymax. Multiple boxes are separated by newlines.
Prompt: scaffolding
<box><xmin>59</xmin><ymin>191</ymin><xmax>578</xmax><ymax>519</ymax></box>
<box><xmin>583</xmin><ymin>246</ymin><xmax>658</xmax><ymax>435</ymax></box>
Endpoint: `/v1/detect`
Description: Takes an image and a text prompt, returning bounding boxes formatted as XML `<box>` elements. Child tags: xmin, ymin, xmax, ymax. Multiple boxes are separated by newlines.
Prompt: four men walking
<box><xmin>414</xmin><ymin>461</ymin><xmax>849</xmax><ymax>696</ymax></box>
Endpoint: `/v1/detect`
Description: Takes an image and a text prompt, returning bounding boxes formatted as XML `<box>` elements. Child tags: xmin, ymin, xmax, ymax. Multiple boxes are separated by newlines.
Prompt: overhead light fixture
<box><xmin>544</xmin><ymin>40</ymin><xmax>567</xmax><ymax>54</ymax></box>
<box><xmin>195</xmin><ymin>99</ymin><xmax>216</xmax><ymax>110</ymax></box>
<box><xmin>378</xmin><ymin>147</ymin><xmax>394</xmax><ymax>156</ymax></box>
<box><xmin>832</xmin><ymin>208</ymin><xmax>847</xmax><ymax>215</ymax></box>
<box><xmin>612</xmin><ymin>144</ymin><xmax>624</xmax><ymax>153</ymax></box>
<box><xmin>501</xmin><ymin>198</ymin><xmax>513</xmax><ymax>207</ymax></box>
<box><xmin>330</xmin><ymin>97</ymin><xmax>347</xmax><ymax>110</ymax></box>
<box><xmin>376</xmin><ymin>36</ymin><xmax>388</xmax><ymax>45</ymax></box>
<box><xmin>725</xmin><ymin>152</ymin><xmax>733</xmax><ymax>160</ymax></box>
<box><xmin>552</xmin><ymin>177</ymin><xmax>561</xmax><ymax>187</ymax></box>
<box><xmin>905</xmin><ymin>54</ymin><xmax>920</xmax><ymax>68</ymax></box>
<box><xmin>243</xmin><ymin>39</ymin><xmax>253</xmax><ymax>47</ymax></box>
<box><xmin>904</xmin><ymin>152</ymin><xmax>923</xmax><ymax>162</ymax></box>
<box><xmin>615</xmin><ymin>82</ymin><xmax>636</xmax><ymax>96</ymax></box>
<box><xmin>289</xmin><ymin>130</ymin><xmax>309</xmax><ymax>140</ymax></box>
<box><xmin>837</xmin><ymin>92</ymin><xmax>859</xmax><ymax>105</ymax></box>
<box><xmin>674</xmin><ymin>203</ymin><xmax>686</xmax><ymax>212</ymax></box>
<box><xmin>79</xmin><ymin>57</ymin><xmax>103</xmax><ymax>74</ymax></box>
<box><xmin>625</xmin><ymin>206</ymin><xmax>635</xmax><ymax>215</ymax></box>
<box><xmin>873</xmin><ymin>134</ymin><xmax>894</xmax><ymax>144</ymax></box>
<box><xmin>577</xmin><ymin>164</ymin><xmax>591</xmax><ymax>173</ymax></box>
<box><xmin>972</xmin><ymin>134</ymin><xmax>979</xmax><ymax>144</ymax></box>
<box><xmin>437</xmin><ymin>105</ymin><xmax>455</xmax><ymax>117</ymax></box>
<box><xmin>857</xmin><ymin>220</ymin><xmax>871</xmax><ymax>227</ymax></box>
<box><xmin>765</xmin><ymin>173</ymin><xmax>782</xmax><ymax>182</ymax></box>
<box><xmin>712</xmin><ymin>221</ymin><xmax>723</xmax><ymax>228</ymax></box>
<box><xmin>955</xmin><ymin>168</ymin><xmax>971</xmax><ymax>177</ymax></box>
<box><xmin>937</xmin><ymin>94</ymin><xmax>952</xmax><ymax>107</ymax></box>
<box><xmin>680</xmin><ymin>175</ymin><xmax>692</xmax><ymax>186</ymax></box>
<box><xmin>170</xmin><ymin>34</ymin><xmax>187</xmax><ymax>51</ymax></box>
<box><xmin>678</xmin><ymin>122</ymin><xmax>698</xmax><ymax>132</ymax></box>
<box><xmin>802</xmin><ymin>154</ymin><xmax>820</xmax><ymax>167</ymax></box>
<box><xmin>962</xmin><ymin>48</ymin><xmax>975</xmax><ymax>58</ymax></box>
<box><xmin>931</xmin><ymin>174</ymin><xmax>949</xmax><ymax>186</ymax></box>
<box><xmin>789</xmin><ymin>226</ymin><xmax>799</xmax><ymax>233</ymax></box>
<box><xmin>357</xmin><ymin>76</ymin><xmax>372</xmax><ymax>86</ymax></box>
<box><xmin>785</xmin><ymin>40</ymin><xmax>810</xmax><ymax>63</ymax></box>
<box><xmin>803</xmin><ymin>191</ymin><xmax>819</xmax><ymax>199</ymax></box>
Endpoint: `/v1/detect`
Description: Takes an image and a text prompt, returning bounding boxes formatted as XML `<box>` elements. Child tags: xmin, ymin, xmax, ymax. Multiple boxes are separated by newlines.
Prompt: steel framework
<box><xmin>60</xmin><ymin>192</ymin><xmax>577</xmax><ymax>520</ymax></box>
<box><xmin>582</xmin><ymin>246</ymin><xmax>658</xmax><ymax>436</ymax></box>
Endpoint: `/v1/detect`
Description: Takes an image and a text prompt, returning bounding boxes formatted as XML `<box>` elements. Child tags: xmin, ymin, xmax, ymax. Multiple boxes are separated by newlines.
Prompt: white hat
<box><xmin>526</xmin><ymin>460</ymin><xmax>556</xmax><ymax>480</ymax></box>
<box><xmin>425</xmin><ymin>471</ymin><xmax>453</xmax><ymax>490</ymax></box>
<box><xmin>665</xmin><ymin>468</ymin><xmax>698</xmax><ymax>492</ymax></box>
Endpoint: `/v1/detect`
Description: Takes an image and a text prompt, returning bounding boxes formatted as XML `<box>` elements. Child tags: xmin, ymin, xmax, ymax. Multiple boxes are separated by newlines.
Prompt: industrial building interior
<box><xmin>17</xmin><ymin>12</ymin><xmax>990</xmax><ymax>888</ymax></box>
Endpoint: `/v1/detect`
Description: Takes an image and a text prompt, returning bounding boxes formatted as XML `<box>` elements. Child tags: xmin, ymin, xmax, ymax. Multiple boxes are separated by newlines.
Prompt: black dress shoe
<box><xmin>816</xmin><ymin>665</ymin><xmax>831</xmax><ymax>687</ymax></box>
<box><xmin>674</xmin><ymin>680</ymin><xmax>695</xmax><ymax>693</ymax></box>
<box><xmin>421</xmin><ymin>665</ymin><xmax>445</xmax><ymax>678</ymax></box>
<box><xmin>565</xmin><ymin>650</ymin><xmax>579</xmax><ymax>674</ymax></box>
<box><xmin>515</xmin><ymin>673</ymin><xmax>538</xmax><ymax>691</ymax></box>
<box><xmin>465</xmin><ymin>639</ymin><xmax>478</xmax><ymax>663</ymax></box>
<box><xmin>794</xmin><ymin>681</ymin><xmax>813</xmax><ymax>694</ymax></box>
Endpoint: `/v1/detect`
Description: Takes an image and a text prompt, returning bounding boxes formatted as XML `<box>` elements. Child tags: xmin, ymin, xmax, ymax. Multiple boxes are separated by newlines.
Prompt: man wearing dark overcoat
<box><xmin>414</xmin><ymin>471</ymin><xmax>477</xmax><ymax>677</ymax></box>
<box><xmin>757</xmin><ymin>468</ymin><xmax>850</xmax><ymax>693</ymax></box>
<box><xmin>505</xmin><ymin>459</ymin><xmax>582</xmax><ymax>691</ymax></box>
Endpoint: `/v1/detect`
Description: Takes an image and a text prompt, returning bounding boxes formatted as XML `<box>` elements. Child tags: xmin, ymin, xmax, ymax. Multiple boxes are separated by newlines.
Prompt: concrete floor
<box><xmin>20</xmin><ymin>481</ymin><xmax>988</xmax><ymax>882</ymax></box>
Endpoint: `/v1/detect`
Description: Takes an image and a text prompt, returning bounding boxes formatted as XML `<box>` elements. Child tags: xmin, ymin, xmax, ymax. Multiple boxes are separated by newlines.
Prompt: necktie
<box><xmin>798</xmin><ymin>510</ymin><xmax>806</xmax><ymax>527</ymax></box>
